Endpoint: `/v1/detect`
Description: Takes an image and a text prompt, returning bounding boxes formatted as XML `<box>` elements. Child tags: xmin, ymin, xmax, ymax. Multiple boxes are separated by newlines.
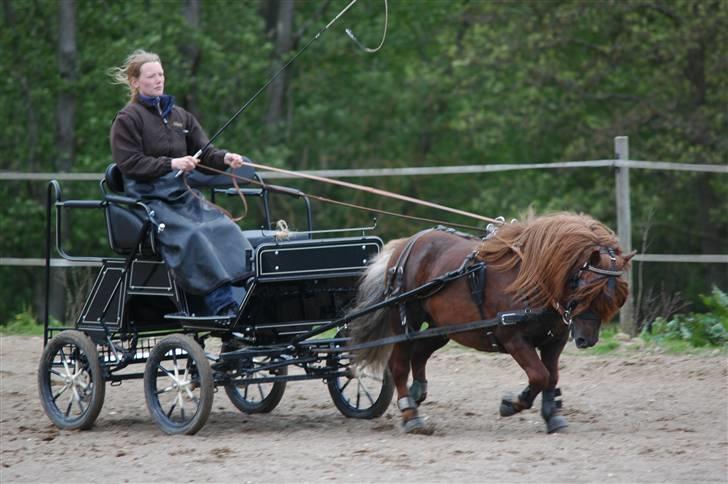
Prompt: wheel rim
<box><xmin>46</xmin><ymin>343</ymin><xmax>96</xmax><ymax>422</ymax></box>
<box><xmin>151</xmin><ymin>349</ymin><xmax>202</xmax><ymax>426</ymax></box>
<box><xmin>331</xmin><ymin>354</ymin><xmax>385</xmax><ymax>412</ymax></box>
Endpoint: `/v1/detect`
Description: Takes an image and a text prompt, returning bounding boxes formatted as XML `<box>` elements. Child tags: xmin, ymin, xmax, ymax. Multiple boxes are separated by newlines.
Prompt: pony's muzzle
<box><xmin>574</xmin><ymin>336</ymin><xmax>597</xmax><ymax>349</ymax></box>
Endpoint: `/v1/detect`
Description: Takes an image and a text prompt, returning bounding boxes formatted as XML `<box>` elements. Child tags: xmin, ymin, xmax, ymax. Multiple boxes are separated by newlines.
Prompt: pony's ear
<box><xmin>623</xmin><ymin>250</ymin><xmax>637</xmax><ymax>262</ymax></box>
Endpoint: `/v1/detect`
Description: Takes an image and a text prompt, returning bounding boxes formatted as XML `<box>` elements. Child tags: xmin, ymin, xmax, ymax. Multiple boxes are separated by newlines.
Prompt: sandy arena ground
<box><xmin>1</xmin><ymin>335</ymin><xmax>726</xmax><ymax>483</ymax></box>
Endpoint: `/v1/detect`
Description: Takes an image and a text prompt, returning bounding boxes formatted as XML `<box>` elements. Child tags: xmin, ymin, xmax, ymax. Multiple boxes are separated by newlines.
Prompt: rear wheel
<box><xmin>38</xmin><ymin>330</ymin><xmax>105</xmax><ymax>430</ymax></box>
<box><xmin>327</xmin><ymin>331</ymin><xmax>394</xmax><ymax>419</ymax></box>
<box><xmin>144</xmin><ymin>334</ymin><xmax>213</xmax><ymax>435</ymax></box>
<box><xmin>222</xmin><ymin>343</ymin><xmax>287</xmax><ymax>414</ymax></box>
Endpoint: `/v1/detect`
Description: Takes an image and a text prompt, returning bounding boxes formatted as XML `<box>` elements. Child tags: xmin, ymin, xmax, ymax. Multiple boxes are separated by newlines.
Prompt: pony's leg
<box><xmin>538</xmin><ymin>337</ymin><xmax>569</xmax><ymax>433</ymax></box>
<box><xmin>409</xmin><ymin>336</ymin><xmax>449</xmax><ymax>405</ymax></box>
<box><xmin>499</xmin><ymin>339</ymin><xmax>550</xmax><ymax>418</ymax></box>
<box><xmin>389</xmin><ymin>342</ymin><xmax>429</xmax><ymax>433</ymax></box>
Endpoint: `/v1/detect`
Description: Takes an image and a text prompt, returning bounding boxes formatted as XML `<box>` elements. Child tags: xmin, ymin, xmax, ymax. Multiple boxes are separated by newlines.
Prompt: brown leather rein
<box><xmin>185</xmin><ymin>161</ymin><xmax>499</xmax><ymax>231</ymax></box>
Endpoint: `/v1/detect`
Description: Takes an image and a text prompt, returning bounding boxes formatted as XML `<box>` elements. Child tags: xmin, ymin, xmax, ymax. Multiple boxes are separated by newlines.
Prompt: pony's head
<box><xmin>562</xmin><ymin>245</ymin><xmax>634</xmax><ymax>348</ymax></box>
<box><xmin>478</xmin><ymin>212</ymin><xmax>634</xmax><ymax>348</ymax></box>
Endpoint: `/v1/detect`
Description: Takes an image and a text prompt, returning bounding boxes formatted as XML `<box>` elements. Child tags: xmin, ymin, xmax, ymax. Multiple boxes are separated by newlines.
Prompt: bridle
<box><xmin>553</xmin><ymin>247</ymin><xmax>624</xmax><ymax>326</ymax></box>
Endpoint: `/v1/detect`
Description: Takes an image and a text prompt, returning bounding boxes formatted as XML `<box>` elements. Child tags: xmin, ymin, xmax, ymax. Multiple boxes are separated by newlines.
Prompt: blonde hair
<box><xmin>108</xmin><ymin>49</ymin><xmax>161</xmax><ymax>102</ymax></box>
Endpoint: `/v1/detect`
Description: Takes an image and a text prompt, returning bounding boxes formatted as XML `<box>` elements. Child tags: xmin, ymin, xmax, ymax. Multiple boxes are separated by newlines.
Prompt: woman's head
<box><xmin>109</xmin><ymin>50</ymin><xmax>164</xmax><ymax>101</ymax></box>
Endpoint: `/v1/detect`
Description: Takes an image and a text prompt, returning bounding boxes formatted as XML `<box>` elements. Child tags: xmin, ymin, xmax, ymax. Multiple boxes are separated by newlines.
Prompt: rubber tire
<box><xmin>222</xmin><ymin>344</ymin><xmax>287</xmax><ymax>414</ymax></box>
<box><xmin>38</xmin><ymin>330</ymin><xmax>105</xmax><ymax>430</ymax></box>
<box><xmin>143</xmin><ymin>334</ymin><xmax>213</xmax><ymax>435</ymax></box>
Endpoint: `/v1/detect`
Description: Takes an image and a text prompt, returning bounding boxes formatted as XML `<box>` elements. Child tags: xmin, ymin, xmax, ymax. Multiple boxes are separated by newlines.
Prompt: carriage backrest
<box><xmin>102</xmin><ymin>163</ymin><xmax>156</xmax><ymax>255</ymax></box>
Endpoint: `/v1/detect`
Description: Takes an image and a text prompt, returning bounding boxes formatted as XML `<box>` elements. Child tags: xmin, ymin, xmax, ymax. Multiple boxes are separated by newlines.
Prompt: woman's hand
<box><xmin>171</xmin><ymin>156</ymin><xmax>198</xmax><ymax>172</ymax></box>
<box><xmin>224</xmin><ymin>152</ymin><xmax>244</xmax><ymax>169</ymax></box>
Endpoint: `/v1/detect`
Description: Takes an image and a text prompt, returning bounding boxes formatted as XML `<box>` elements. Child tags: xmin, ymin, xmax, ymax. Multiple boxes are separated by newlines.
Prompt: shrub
<box><xmin>0</xmin><ymin>308</ymin><xmax>43</xmax><ymax>335</ymax></box>
<box><xmin>641</xmin><ymin>287</ymin><xmax>728</xmax><ymax>347</ymax></box>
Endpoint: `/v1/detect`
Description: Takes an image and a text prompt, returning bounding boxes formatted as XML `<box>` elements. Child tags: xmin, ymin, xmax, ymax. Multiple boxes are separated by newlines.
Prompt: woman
<box><xmin>109</xmin><ymin>50</ymin><xmax>250</xmax><ymax>317</ymax></box>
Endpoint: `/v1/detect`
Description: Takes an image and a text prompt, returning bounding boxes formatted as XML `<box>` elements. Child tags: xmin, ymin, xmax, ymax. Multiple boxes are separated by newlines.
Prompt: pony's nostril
<box><xmin>575</xmin><ymin>337</ymin><xmax>587</xmax><ymax>347</ymax></box>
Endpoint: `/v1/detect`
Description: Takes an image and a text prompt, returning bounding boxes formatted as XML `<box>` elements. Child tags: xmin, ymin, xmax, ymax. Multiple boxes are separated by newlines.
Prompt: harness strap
<box><xmin>318</xmin><ymin>308</ymin><xmax>546</xmax><ymax>353</ymax></box>
<box><xmin>385</xmin><ymin>228</ymin><xmax>436</xmax><ymax>332</ymax></box>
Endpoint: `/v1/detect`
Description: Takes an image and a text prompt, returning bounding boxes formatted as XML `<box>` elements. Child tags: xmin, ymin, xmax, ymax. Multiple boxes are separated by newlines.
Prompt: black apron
<box><xmin>125</xmin><ymin>172</ymin><xmax>251</xmax><ymax>295</ymax></box>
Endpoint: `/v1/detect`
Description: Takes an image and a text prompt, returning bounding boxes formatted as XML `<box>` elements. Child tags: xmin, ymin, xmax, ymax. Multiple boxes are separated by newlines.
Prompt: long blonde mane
<box><xmin>477</xmin><ymin>213</ymin><xmax>627</xmax><ymax>316</ymax></box>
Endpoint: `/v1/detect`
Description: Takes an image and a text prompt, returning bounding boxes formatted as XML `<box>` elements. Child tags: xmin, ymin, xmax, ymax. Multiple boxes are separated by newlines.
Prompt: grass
<box><xmin>0</xmin><ymin>318</ymin><xmax>44</xmax><ymax>336</ymax></box>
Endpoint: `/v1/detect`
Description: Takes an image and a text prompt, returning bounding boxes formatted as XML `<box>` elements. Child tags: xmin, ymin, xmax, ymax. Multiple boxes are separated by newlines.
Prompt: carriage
<box><xmin>39</xmin><ymin>164</ymin><xmax>394</xmax><ymax>435</ymax></box>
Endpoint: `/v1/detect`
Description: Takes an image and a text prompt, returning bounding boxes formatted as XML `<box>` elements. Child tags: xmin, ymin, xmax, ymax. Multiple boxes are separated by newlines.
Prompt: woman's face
<box><xmin>132</xmin><ymin>61</ymin><xmax>164</xmax><ymax>97</ymax></box>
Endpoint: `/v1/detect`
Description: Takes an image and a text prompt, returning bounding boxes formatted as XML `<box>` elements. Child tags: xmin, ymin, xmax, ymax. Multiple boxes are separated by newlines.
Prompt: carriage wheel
<box><xmin>326</xmin><ymin>330</ymin><xmax>394</xmax><ymax>419</ymax></box>
<box><xmin>37</xmin><ymin>330</ymin><xmax>105</xmax><ymax>430</ymax></box>
<box><xmin>222</xmin><ymin>345</ymin><xmax>288</xmax><ymax>414</ymax></box>
<box><xmin>143</xmin><ymin>334</ymin><xmax>213</xmax><ymax>435</ymax></box>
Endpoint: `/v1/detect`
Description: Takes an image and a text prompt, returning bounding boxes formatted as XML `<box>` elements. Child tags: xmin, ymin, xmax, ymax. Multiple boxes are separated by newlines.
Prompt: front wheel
<box><xmin>144</xmin><ymin>334</ymin><xmax>213</xmax><ymax>435</ymax></box>
<box><xmin>222</xmin><ymin>343</ymin><xmax>287</xmax><ymax>414</ymax></box>
<box><xmin>327</xmin><ymin>332</ymin><xmax>394</xmax><ymax>419</ymax></box>
<box><xmin>38</xmin><ymin>330</ymin><xmax>105</xmax><ymax>430</ymax></box>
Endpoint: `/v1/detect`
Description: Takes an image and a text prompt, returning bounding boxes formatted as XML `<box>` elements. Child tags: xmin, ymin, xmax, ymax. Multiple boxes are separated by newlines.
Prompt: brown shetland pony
<box><xmin>348</xmin><ymin>213</ymin><xmax>633</xmax><ymax>434</ymax></box>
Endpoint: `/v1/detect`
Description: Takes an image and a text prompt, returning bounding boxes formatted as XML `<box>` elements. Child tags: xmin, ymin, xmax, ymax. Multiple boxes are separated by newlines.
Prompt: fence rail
<box><xmin>0</xmin><ymin>159</ymin><xmax>725</xmax><ymax>182</ymax></box>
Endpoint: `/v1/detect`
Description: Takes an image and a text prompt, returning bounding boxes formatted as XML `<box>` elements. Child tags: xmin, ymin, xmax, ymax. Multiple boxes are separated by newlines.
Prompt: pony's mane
<box><xmin>477</xmin><ymin>212</ymin><xmax>626</xmax><ymax>316</ymax></box>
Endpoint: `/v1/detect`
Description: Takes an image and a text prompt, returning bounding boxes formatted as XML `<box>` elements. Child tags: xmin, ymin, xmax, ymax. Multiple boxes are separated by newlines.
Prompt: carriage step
<box><xmin>164</xmin><ymin>312</ymin><xmax>236</xmax><ymax>328</ymax></box>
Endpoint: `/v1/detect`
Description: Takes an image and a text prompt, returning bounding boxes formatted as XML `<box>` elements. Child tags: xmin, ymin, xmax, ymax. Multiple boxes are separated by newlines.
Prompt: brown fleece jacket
<box><xmin>110</xmin><ymin>101</ymin><xmax>227</xmax><ymax>181</ymax></box>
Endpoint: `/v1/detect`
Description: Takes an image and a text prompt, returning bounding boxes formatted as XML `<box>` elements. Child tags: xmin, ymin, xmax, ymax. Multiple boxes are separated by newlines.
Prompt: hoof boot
<box><xmin>546</xmin><ymin>415</ymin><xmax>568</xmax><ymax>434</ymax></box>
<box><xmin>402</xmin><ymin>416</ymin><xmax>432</xmax><ymax>434</ymax></box>
<box><xmin>500</xmin><ymin>398</ymin><xmax>519</xmax><ymax>417</ymax></box>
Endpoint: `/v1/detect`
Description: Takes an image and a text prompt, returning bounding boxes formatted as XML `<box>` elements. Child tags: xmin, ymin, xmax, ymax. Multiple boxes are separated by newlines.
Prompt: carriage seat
<box><xmin>103</xmin><ymin>163</ymin><xmax>157</xmax><ymax>255</ymax></box>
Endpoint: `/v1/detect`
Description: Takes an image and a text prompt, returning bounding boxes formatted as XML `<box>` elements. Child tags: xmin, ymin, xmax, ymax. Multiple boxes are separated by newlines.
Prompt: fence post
<box><xmin>615</xmin><ymin>136</ymin><xmax>635</xmax><ymax>335</ymax></box>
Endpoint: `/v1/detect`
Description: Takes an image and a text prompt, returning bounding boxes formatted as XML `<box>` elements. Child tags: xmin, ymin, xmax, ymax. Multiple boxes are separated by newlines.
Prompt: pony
<box><xmin>348</xmin><ymin>212</ymin><xmax>633</xmax><ymax>433</ymax></box>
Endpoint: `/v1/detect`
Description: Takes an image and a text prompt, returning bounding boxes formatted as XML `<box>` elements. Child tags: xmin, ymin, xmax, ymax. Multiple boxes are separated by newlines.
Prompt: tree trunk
<box><xmin>684</xmin><ymin>22</ymin><xmax>725</xmax><ymax>288</ymax></box>
<box><xmin>50</xmin><ymin>0</ymin><xmax>78</xmax><ymax>322</ymax></box>
<box><xmin>181</xmin><ymin>0</ymin><xmax>202</xmax><ymax>120</ymax></box>
<box><xmin>264</xmin><ymin>0</ymin><xmax>294</xmax><ymax>139</ymax></box>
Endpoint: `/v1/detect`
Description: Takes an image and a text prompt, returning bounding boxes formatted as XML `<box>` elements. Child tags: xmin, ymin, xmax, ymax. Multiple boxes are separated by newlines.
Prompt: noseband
<box><xmin>554</xmin><ymin>247</ymin><xmax>623</xmax><ymax>326</ymax></box>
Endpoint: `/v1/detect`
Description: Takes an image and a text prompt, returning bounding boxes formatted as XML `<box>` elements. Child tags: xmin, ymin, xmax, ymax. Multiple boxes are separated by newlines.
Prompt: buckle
<box><xmin>499</xmin><ymin>312</ymin><xmax>521</xmax><ymax>326</ymax></box>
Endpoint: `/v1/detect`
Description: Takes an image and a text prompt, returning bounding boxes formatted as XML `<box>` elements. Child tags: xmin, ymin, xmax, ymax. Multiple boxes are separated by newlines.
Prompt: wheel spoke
<box><xmin>339</xmin><ymin>377</ymin><xmax>352</xmax><ymax>393</ymax></box>
<box><xmin>357</xmin><ymin>379</ymin><xmax>376</xmax><ymax>406</ymax></box>
<box><xmin>178</xmin><ymin>392</ymin><xmax>185</xmax><ymax>420</ymax></box>
<box><xmin>65</xmin><ymin>394</ymin><xmax>74</xmax><ymax>417</ymax></box>
<box><xmin>49</xmin><ymin>368</ymin><xmax>65</xmax><ymax>379</ymax></box>
<box><xmin>156</xmin><ymin>384</ymin><xmax>176</xmax><ymax>395</ymax></box>
<box><xmin>172</xmin><ymin>353</ymin><xmax>180</xmax><ymax>380</ymax></box>
<box><xmin>166</xmin><ymin>400</ymin><xmax>178</xmax><ymax>419</ymax></box>
<box><xmin>59</xmin><ymin>348</ymin><xmax>72</xmax><ymax>377</ymax></box>
<box><xmin>52</xmin><ymin>383</ymin><xmax>71</xmax><ymax>402</ymax></box>
<box><xmin>73</xmin><ymin>386</ymin><xmax>86</xmax><ymax>414</ymax></box>
<box><xmin>183</xmin><ymin>385</ymin><xmax>197</xmax><ymax>403</ymax></box>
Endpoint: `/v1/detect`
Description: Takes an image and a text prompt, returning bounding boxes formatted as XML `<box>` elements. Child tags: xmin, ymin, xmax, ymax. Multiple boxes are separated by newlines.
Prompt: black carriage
<box><xmin>39</xmin><ymin>164</ymin><xmax>394</xmax><ymax>434</ymax></box>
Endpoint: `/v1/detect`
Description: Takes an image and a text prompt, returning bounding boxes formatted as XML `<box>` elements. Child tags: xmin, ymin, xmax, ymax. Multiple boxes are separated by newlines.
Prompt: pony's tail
<box><xmin>348</xmin><ymin>240</ymin><xmax>400</xmax><ymax>370</ymax></box>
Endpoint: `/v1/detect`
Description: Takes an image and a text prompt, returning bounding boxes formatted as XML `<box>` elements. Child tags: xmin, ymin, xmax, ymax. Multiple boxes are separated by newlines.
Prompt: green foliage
<box><xmin>585</xmin><ymin>324</ymin><xmax>621</xmax><ymax>355</ymax></box>
<box><xmin>641</xmin><ymin>287</ymin><xmax>728</xmax><ymax>347</ymax></box>
<box><xmin>1</xmin><ymin>308</ymin><xmax>43</xmax><ymax>336</ymax></box>
<box><xmin>0</xmin><ymin>0</ymin><xmax>726</xmax><ymax>323</ymax></box>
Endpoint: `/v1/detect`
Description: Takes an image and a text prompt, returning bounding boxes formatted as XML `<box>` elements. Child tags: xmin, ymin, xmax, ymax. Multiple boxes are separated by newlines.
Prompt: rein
<box><xmin>316</xmin><ymin>308</ymin><xmax>546</xmax><ymax>353</ymax></box>
<box><xmin>182</xmin><ymin>170</ymin><xmax>248</xmax><ymax>222</ymax></box>
<box><xmin>191</xmin><ymin>163</ymin><xmax>489</xmax><ymax>231</ymax></box>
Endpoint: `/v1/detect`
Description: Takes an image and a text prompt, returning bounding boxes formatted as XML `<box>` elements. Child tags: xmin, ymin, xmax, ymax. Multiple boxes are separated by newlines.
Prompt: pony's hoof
<box><xmin>546</xmin><ymin>415</ymin><xmax>568</xmax><ymax>434</ymax></box>
<box><xmin>500</xmin><ymin>397</ymin><xmax>518</xmax><ymax>417</ymax></box>
<box><xmin>401</xmin><ymin>416</ymin><xmax>433</xmax><ymax>435</ymax></box>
